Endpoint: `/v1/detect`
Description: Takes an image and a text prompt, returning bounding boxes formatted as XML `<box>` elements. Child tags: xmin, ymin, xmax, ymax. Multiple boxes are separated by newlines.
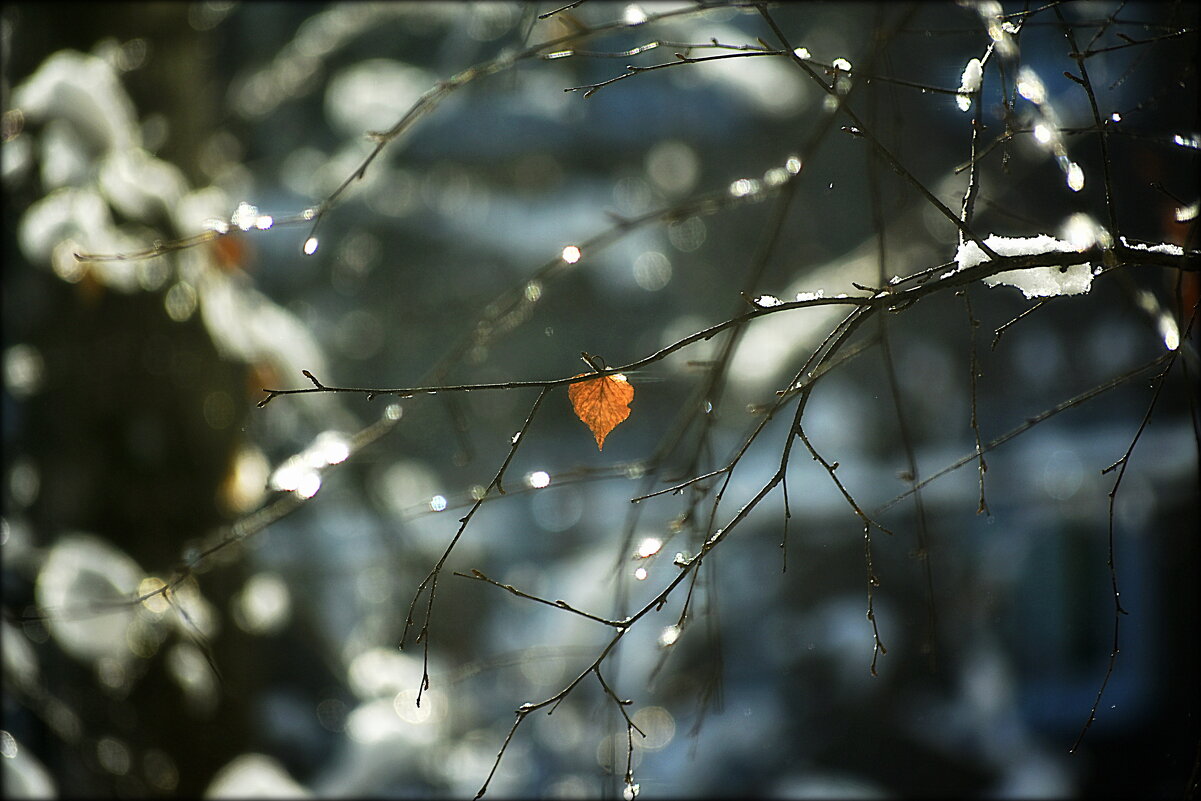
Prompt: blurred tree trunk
<box><xmin>7</xmin><ymin>3</ymin><xmax>265</xmax><ymax>795</ymax></box>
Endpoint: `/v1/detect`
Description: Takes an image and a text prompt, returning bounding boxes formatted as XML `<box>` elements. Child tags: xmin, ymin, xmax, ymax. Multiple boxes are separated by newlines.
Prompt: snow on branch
<box><xmin>956</xmin><ymin>234</ymin><xmax>1096</xmax><ymax>299</ymax></box>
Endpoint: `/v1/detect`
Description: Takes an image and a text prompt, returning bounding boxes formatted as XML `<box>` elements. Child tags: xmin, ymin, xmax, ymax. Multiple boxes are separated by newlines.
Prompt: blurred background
<box><xmin>2</xmin><ymin>2</ymin><xmax>1198</xmax><ymax>798</ymax></box>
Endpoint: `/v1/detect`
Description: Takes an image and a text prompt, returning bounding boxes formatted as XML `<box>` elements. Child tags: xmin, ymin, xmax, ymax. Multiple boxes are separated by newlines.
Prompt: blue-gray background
<box><xmin>3</xmin><ymin>2</ymin><xmax>1197</xmax><ymax>798</ymax></box>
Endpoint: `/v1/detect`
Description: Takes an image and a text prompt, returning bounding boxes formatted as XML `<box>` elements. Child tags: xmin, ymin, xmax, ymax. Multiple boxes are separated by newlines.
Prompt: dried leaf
<box><xmin>568</xmin><ymin>372</ymin><xmax>634</xmax><ymax>450</ymax></box>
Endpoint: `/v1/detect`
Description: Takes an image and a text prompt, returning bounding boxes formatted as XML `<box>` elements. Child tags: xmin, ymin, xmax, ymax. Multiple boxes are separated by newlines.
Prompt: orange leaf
<box><xmin>568</xmin><ymin>372</ymin><xmax>634</xmax><ymax>450</ymax></box>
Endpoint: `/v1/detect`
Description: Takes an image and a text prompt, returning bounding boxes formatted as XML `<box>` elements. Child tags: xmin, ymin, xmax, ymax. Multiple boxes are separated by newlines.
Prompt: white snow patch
<box><xmin>957</xmin><ymin>58</ymin><xmax>983</xmax><ymax>112</ymax></box>
<box><xmin>983</xmin><ymin>263</ymin><xmax>1092</xmax><ymax>298</ymax></box>
<box><xmin>956</xmin><ymin>235</ymin><xmax>1093</xmax><ymax>299</ymax></box>
<box><xmin>1120</xmin><ymin>237</ymin><xmax>1184</xmax><ymax>256</ymax></box>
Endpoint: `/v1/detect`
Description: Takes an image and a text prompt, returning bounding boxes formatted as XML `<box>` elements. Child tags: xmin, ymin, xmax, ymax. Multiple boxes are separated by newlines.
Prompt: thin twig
<box><xmin>565</xmin><ymin>49</ymin><xmax>785</xmax><ymax>97</ymax></box>
<box><xmin>454</xmin><ymin>569</ymin><xmax>627</xmax><ymax>628</ymax></box>
<box><xmin>756</xmin><ymin>5</ymin><xmax>1001</xmax><ymax>261</ymax></box>
<box><xmin>963</xmin><ymin>291</ymin><xmax>990</xmax><ymax>515</ymax></box>
<box><xmin>538</xmin><ymin>0</ymin><xmax>585</xmax><ymax>20</ymax></box>
<box><xmin>877</xmin><ymin>350</ymin><xmax>1177</xmax><ymax>512</ymax></box>
<box><xmin>1056</xmin><ymin>6</ymin><xmax>1120</xmax><ymax>239</ymax></box>
<box><xmin>1072</xmin><ymin>300</ymin><xmax>1198</xmax><ymax>752</ymax></box>
<box><xmin>992</xmin><ymin>298</ymin><xmax>1054</xmax><ymax>349</ymax></box>
<box><xmin>401</xmin><ymin>386</ymin><xmax>551</xmax><ymax>705</ymax></box>
<box><xmin>17</xmin><ymin>405</ymin><xmax>402</xmax><ymax>622</ymax></box>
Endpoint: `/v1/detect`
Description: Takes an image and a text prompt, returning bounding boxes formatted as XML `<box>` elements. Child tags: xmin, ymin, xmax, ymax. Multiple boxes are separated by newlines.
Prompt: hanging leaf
<box><xmin>568</xmin><ymin>372</ymin><xmax>634</xmax><ymax>450</ymax></box>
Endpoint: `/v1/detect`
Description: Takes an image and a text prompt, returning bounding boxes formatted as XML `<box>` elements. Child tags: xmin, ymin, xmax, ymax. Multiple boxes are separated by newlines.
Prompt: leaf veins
<box><xmin>568</xmin><ymin>372</ymin><xmax>634</xmax><ymax>450</ymax></box>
